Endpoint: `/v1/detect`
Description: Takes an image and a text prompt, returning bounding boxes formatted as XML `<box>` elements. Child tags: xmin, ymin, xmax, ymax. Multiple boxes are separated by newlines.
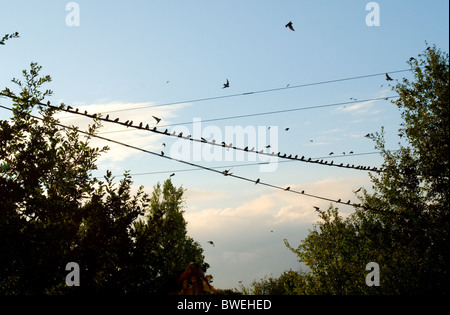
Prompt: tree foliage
<box><xmin>259</xmin><ymin>45</ymin><xmax>449</xmax><ymax>295</ymax></box>
<box><xmin>0</xmin><ymin>63</ymin><xmax>207</xmax><ymax>294</ymax></box>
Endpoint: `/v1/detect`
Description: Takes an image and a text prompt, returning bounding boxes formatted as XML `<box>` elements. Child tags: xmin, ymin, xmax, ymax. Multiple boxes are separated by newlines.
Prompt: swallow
<box><xmin>207</xmin><ymin>241</ymin><xmax>215</xmax><ymax>247</ymax></box>
<box><xmin>139</xmin><ymin>122</ymin><xmax>143</xmax><ymax>128</ymax></box>
<box><xmin>152</xmin><ymin>116</ymin><xmax>161</xmax><ymax>124</ymax></box>
<box><xmin>170</xmin><ymin>173</ymin><xmax>175</xmax><ymax>177</ymax></box>
<box><xmin>313</xmin><ymin>206</ymin><xmax>320</xmax><ymax>211</ymax></box>
<box><xmin>365</xmin><ymin>133</ymin><xmax>371</xmax><ymax>138</ymax></box>
<box><xmin>201</xmin><ymin>137</ymin><xmax>207</xmax><ymax>143</ymax></box>
<box><xmin>385</xmin><ymin>73</ymin><xmax>393</xmax><ymax>81</ymax></box>
<box><xmin>329</xmin><ymin>152</ymin><xmax>334</xmax><ymax>155</ymax></box>
<box><xmin>223</xmin><ymin>169</ymin><xmax>233</xmax><ymax>176</ymax></box>
<box><xmin>285</xmin><ymin>186</ymin><xmax>290</xmax><ymax>191</ymax></box>
<box><xmin>66</xmin><ymin>105</ymin><xmax>73</xmax><ymax>111</ymax></box>
<box><xmin>105</xmin><ymin>114</ymin><xmax>110</xmax><ymax>120</ymax></box>
<box><xmin>285</xmin><ymin>21</ymin><xmax>295</xmax><ymax>31</ymax></box>
<box><xmin>145</xmin><ymin>124</ymin><xmax>150</xmax><ymax>129</ymax></box>
<box><xmin>265</xmin><ymin>145</ymin><xmax>271</xmax><ymax>149</ymax></box>
<box><xmin>223</xmin><ymin>79</ymin><xmax>230</xmax><ymax>89</ymax></box>
<box><xmin>114</xmin><ymin>118</ymin><xmax>119</xmax><ymax>122</ymax></box>
<box><xmin>255</xmin><ymin>178</ymin><xmax>260</xmax><ymax>185</ymax></box>
<box><xmin>285</xmin><ymin>128</ymin><xmax>290</xmax><ymax>131</ymax></box>
<box><xmin>161</xmin><ymin>151</ymin><xmax>164</xmax><ymax>156</ymax></box>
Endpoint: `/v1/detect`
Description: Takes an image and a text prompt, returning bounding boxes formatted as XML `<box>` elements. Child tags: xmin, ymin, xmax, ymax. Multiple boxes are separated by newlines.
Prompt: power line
<box><xmin>96</xmin><ymin>151</ymin><xmax>389</xmax><ymax>179</ymax></box>
<box><xmin>1</xmin><ymin>103</ymin><xmax>373</xmax><ymax>210</ymax></box>
<box><xmin>0</xmin><ymin>93</ymin><xmax>384</xmax><ymax>173</ymax></box>
<box><xmin>98</xmin><ymin>95</ymin><xmax>399</xmax><ymax>132</ymax></box>
<box><xmin>81</xmin><ymin>69</ymin><xmax>410</xmax><ymax>115</ymax></box>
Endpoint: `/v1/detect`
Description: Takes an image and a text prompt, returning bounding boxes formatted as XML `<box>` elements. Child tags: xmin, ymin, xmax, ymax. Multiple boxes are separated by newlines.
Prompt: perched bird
<box><xmin>201</xmin><ymin>137</ymin><xmax>207</xmax><ymax>143</ymax></box>
<box><xmin>139</xmin><ymin>122</ymin><xmax>143</xmax><ymax>128</ymax></box>
<box><xmin>301</xmin><ymin>190</ymin><xmax>305</xmax><ymax>194</ymax></box>
<box><xmin>285</xmin><ymin>186</ymin><xmax>290</xmax><ymax>191</ymax></box>
<box><xmin>161</xmin><ymin>151</ymin><xmax>164</xmax><ymax>156</ymax></box>
<box><xmin>385</xmin><ymin>73</ymin><xmax>394</xmax><ymax>81</ymax></box>
<box><xmin>223</xmin><ymin>169</ymin><xmax>232</xmax><ymax>176</ymax></box>
<box><xmin>207</xmin><ymin>241</ymin><xmax>215</xmax><ymax>247</ymax></box>
<box><xmin>285</xmin><ymin>21</ymin><xmax>295</xmax><ymax>31</ymax></box>
<box><xmin>244</xmin><ymin>146</ymin><xmax>249</xmax><ymax>151</ymax></box>
<box><xmin>105</xmin><ymin>114</ymin><xmax>110</xmax><ymax>120</ymax></box>
<box><xmin>409</xmin><ymin>57</ymin><xmax>416</xmax><ymax>62</ymax></box>
<box><xmin>255</xmin><ymin>178</ymin><xmax>260</xmax><ymax>185</ymax></box>
<box><xmin>223</xmin><ymin>79</ymin><xmax>230</xmax><ymax>89</ymax></box>
<box><xmin>67</xmin><ymin>105</ymin><xmax>73</xmax><ymax>111</ymax></box>
<box><xmin>114</xmin><ymin>118</ymin><xmax>119</xmax><ymax>122</ymax></box>
<box><xmin>124</xmin><ymin>120</ymin><xmax>129</xmax><ymax>125</ymax></box>
<box><xmin>152</xmin><ymin>116</ymin><xmax>161</xmax><ymax>124</ymax></box>
<box><xmin>349</xmin><ymin>151</ymin><xmax>354</xmax><ymax>154</ymax></box>
<box><xmin>145</xmin><ymin>124</ymin><xmax>150</xmax><ymax>129</ymax></box>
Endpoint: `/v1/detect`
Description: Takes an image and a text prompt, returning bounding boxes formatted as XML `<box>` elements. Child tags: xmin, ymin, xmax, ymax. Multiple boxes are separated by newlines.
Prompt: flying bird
<box><xmin>285</xmin><ymin>21</ymin><xmax>295</xmax><ymax>31</ymax></box>
<box><xmin>285</xmin><ymin>128</ymin><xmax>290</xmax><ymax>131</ymax></box>
<box><xmin>313</xmin><ymin>206</ymin><xmax>320</xmax><ymax>211</ymax></box>
<box><xmin>223</xmin><ymin>79</ymin><xmax>230</xmax><ymax>89</ymax></box>
<box><xmin>152</xmin><ymin>116</ymin><xmax>161</xmax><ymax>124</ymax></box>
<box><xmin>207</xmin><ymin>241</ymin><xmax>215</xmax><ymax>247</ymax></box>
<box><xmin>170</xmin><ymin>173</ymin><xmax>175</xmax><ymax>177</ymax></box>
<box><xmin>385</xmin><ymin>73</ymin><xmax>394</xmax><ymax>81</ymax></box>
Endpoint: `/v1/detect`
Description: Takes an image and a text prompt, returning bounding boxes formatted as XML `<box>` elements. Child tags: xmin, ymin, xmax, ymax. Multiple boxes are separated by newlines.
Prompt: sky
<box><xmin>1</xmin><ymin>1</ymin><xmax>449</xmax><ymax>290</ymax></box>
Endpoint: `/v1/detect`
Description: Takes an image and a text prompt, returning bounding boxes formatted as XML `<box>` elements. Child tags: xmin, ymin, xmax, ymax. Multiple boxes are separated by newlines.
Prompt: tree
<box><xmin>282</xmin><ymin>45</ymin><xmax>449</xmax><ymax>295</ymax></box>
<box><xmin>0</xmin><ymin>62</ymin><xmax>207</xmax><ymax>294</ymax></box>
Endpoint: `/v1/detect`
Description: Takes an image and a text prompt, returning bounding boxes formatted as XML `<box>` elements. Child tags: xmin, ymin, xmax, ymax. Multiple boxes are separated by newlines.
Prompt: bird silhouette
<box><xmin>139</xmin><ymin>122</ymin><xmax>143</xmax><ymax>128</ymax></box>
<box><xmin>385</xmin><ymin>73</ymin><xmax>393</xmax><ymax>81</ymax></box>
<box><xmin>313</xmin><ymin>206</ymin><xmax>320</xmax><ymax>211</ymax></box>
<box><xmin>265</xmin><ymin>145</ymin><xmax>271</xmax><ymax>149</ymax></box>
<box><xmin>207</xmin><ymin>241</ymin><xmax>215</xmax><ymax>247</ymax></box>
<box><xmin>67</xmin><ymin>105</ymin><xmax>73</xmax><ymax>111</ymax></box>
<box><xmin>145</xmin><ymin>124</ymin><xmax>150</xmax><ymax>129</ymax></box>
<box><xmin>223</xmin><ymin>79</ymin><xmax>229</xmax><ymax>89</ymax></box>
<box><xmin>114</xmin><ymin>118</ymin><xmax>119</xmax><ymax>122</ymax></box>
<box><xmin>170</xmin><ymin>173</ymin><xmax>175</xmax><ymax>177</ymax></box>
<box><xmin>152</xmin><ymin>116</ymin><xmax>161</xmax><ymax>124</ymax></box>
<box><xmin>285</xmin><ymin>21</ymin><xmax>295</xmax><ymax>31</ymax></box>
<box><xmin>329</xmin><ymin>152</ymin><xmax>334</xmax><ymax>155</ymax></box>
<box><xmin>223</xmin><ymin>169</ymin><xmax>232</xmax><ymax>176</ymax></box>
<box><xmin>105</xmin><ymin>114</ymin><xmax>109</xmax><ymax>120</ymax></box>
<box><xmin>255</xmin><ymin>178</ymin><xmax>260</xmax><ymax>185</ymax></box>
<box><xmin>365</xmin><ymin>133</ymin><xmax>371</xmax><ymax>138</ymax></box>
<box><xmin>285</xmin><ymin>186</ymin><xmax>290</xmax><ymax>191</ymax></box>
<box><xmin>161</xmin><ymin>151</ymin><xmax>164</xmax><ymax>156</ymax></box>
<box><xmin>285</xmin><ymin>128</ymin><xmax>290</xmax><ymax>131</ymax></box>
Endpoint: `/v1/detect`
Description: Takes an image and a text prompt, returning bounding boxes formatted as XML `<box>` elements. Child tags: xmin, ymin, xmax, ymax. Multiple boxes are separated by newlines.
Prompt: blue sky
<box><xmin>1</xmin><ymin>1</ymin><xmax>449</xmax><ymax>290</ymax></box>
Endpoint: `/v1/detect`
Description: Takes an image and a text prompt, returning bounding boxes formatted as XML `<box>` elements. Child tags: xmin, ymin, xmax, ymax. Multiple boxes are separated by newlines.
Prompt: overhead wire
<box><xmin>0</xmin><ymin>93</ymin><xmax>384</xmax><ymax>173</ymax></box>
<box><xmin>70</xmin><ymin>69</ymin><xmax>410</xmax><ymax>115</ymax></box>
<box><xmin>1</xmin><ymin>102</ymin><xmax>376</xmax><ymax>211</ymax></box>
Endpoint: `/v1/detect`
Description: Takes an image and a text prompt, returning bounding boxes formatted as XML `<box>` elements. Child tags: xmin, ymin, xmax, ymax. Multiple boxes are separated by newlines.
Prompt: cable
<box><xmin>96</xmin><ymin>151</ymin><xmax>389</xmax><ymax>179</ymax></box>
<box><xmin>1</xmin><ymin>103</ymin><xmax>375</xmax><ymax>210</ymax></box>
<box><xmin>83</xmin><ymin>69</ymin><xmax>410</xmax><ymax>114</ymax></box>
<box><xmin>0</xmin><ymin>93</ymin><xmax>384</xmax><ymax>173</ymax></box>
<box><xmin>98</xmin><ymin>95</ymin><xmax>399</xmax><ymax>131</ymax></box>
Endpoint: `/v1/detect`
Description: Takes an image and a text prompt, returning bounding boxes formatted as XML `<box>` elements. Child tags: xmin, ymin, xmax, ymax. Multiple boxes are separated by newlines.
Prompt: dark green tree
<box><xmin>282</xmin><ymin>45</ymin><xmax>449</xmax><ymax>295</ymax></box>
<box><xmin>0</xmin><ymin>62</ymin><xmax>207</xmax><ymax>294</ymax></box>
